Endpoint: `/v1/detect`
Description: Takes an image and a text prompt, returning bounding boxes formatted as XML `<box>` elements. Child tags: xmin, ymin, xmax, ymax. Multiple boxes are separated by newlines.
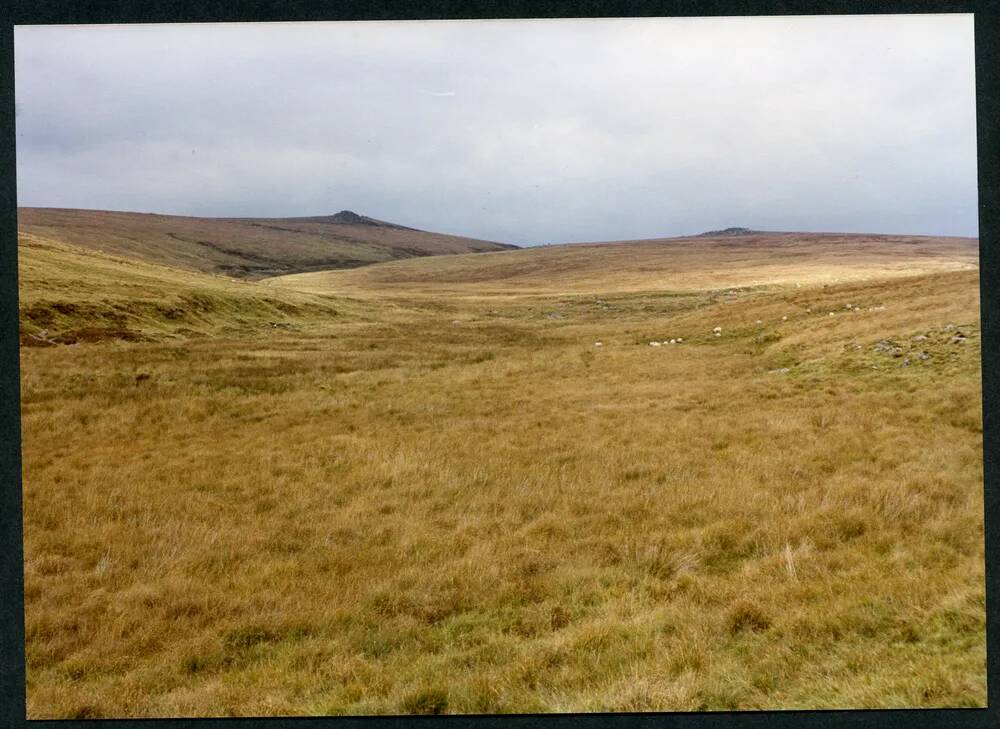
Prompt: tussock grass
<box><xmin>19</xmin><ymin>234</ymin><xmax>984</xmax><ymax>716</ymax></box>
<box><xmin>17</xmin><ymin>233</ymin><xmax>360</xmax><ymax>345</ymax></box>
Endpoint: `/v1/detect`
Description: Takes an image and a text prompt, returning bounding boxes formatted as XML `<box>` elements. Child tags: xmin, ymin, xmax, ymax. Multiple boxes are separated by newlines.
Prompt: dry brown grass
<box><xmin>18</xmin><ymin>207</ymin><xmax>513</xmax><ymax>279</ymax></box>
<box><xmin>270</xmin><ymin>232</ymin><xmax>978</xmax><ymax>296</ymax></box>
<box><xmin>19</xmin><ymin>232</ymin><xmax>984</xmax><ymax>716</ymax></box>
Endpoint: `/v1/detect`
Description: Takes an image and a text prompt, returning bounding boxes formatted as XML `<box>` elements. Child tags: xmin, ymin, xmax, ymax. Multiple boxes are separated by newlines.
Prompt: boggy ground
<box><xmin>19</xmin><ymin>233</ymin><xmax>984</xmax><ymax>716</ymax></box>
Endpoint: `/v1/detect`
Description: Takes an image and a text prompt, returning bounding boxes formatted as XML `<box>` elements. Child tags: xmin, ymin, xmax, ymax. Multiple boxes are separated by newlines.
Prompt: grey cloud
<box><xmin>15</xmin><ymin>15</ymin><xmax>978</xmax><ymax>245</ymax></box>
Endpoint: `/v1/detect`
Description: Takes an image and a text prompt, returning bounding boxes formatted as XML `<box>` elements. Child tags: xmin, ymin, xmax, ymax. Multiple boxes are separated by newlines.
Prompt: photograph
<box><xmin>13</xmin><ymin>13</ymin><xmax>986</xmax><ymax>717</ymax></box>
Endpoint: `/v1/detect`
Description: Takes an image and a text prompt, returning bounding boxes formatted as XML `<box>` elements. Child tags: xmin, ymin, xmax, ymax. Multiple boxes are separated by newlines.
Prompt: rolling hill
<box><xmin>17</xmin><ymin>207</ymin><xmax>516</xmax><ymax>279</ymax></box>
<box><xmin>270</xmin><ymin>231</ymin><xmax>980</xmax><ymax>297</ymax></box>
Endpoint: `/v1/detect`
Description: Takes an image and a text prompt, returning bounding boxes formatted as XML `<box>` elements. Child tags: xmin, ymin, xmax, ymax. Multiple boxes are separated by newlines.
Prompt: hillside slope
<box><xmin>17</xmin><ymin>231</ymin><xmax>365</xmax><ymax>346</ymax></box>
<box><xmin>17</xmin><ymin>207</ymin><xmax>516</xmax><ymax>279</ymax></box>
<box><xmin>270</xmin><ymin>232</ymin><xmax>979</xmax><ymax>296</ymax></box>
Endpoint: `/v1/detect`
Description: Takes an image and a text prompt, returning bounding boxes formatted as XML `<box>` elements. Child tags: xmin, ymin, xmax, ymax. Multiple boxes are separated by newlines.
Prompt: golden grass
<box><xmin>16</xmin><ymin>232</ymin><xmax>363</xmax><ymax>345</ymax></box>
<box><xmin>19</xmin><ymin>233</ymin><xmax>984</xmax><ymax>717</ymax></box>
<box><xmin>270</xmin><ymin>232</ymin><xmax>978</xmax><ymax>296</ymax></box>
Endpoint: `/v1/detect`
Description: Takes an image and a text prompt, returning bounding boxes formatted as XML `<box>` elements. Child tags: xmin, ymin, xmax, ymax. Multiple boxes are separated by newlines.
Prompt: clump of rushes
<box><xmin>402</xmin><ymin>687</ymin><xmax>449</xmax><ymax>715</ymax></box>
<box><xmin>727</xmin><ymin>600</ymin><xmax>772</xmax><ymax>634</ymax></box>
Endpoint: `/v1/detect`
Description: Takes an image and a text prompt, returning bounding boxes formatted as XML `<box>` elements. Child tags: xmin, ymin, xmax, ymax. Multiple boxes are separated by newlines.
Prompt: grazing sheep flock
<box><xmin>584</xmin><ymin>291</ymin><xmax>947</xmax><ymax>365</ymax></box>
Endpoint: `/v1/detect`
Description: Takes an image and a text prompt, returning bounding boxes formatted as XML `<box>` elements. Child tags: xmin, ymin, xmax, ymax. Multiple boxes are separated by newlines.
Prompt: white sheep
<box><xmin>594</xmin><ymin>342</ymin><xmax>603</xmax><ymax>347</ymax></box>
<box><xmin>649</xmin><ymin>341</ymin><xmax>661</xmax><ymax>347</ymax></box>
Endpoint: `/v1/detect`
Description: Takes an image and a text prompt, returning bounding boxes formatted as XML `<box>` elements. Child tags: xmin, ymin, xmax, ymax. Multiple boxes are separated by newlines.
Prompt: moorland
<box><xmin>17</xmin><ymin>209</ymin><xmax>985</xmax><ymax>716</ymax></box>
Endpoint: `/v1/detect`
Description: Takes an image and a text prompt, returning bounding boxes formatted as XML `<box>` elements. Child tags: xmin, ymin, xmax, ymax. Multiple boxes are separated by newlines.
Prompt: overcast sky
<box><xmin>14</xmin><ymin>15</ymin><xmax>978</xmax><ymax>245</ymax></box>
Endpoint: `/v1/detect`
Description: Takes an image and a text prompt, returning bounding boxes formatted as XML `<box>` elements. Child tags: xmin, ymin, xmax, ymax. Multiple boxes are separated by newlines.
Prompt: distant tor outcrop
<box><xmin>695</xmin><ymin>227</ymin><xmax>763</xmax><ymax>237</ymax></box>
<box><xmin>329</xmin><ymin>210</ymin><xmax>377</xmax><ymax>225</ymax></box>
<box><xmin>300</xmin><ymin>210</ymin><xmax>417</xmax><ymax>230</ymax></box>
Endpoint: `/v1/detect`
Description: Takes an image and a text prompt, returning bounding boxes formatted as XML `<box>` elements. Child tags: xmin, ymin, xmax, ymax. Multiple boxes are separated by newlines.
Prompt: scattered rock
<box><xmin>916</xmin><ymin>351</ymin><xmax>930</xmax><ymax>361</ymax></box>
<box><xmin>756</xmin><ymin>320</ymin><xmax>763</xmax><ymax>325</ymax></box>
<box><xmin>769</xmin><ymin>367</ymin><xmax>791</xmax><ymax>375</ymax></box>
<box><xmin>873</xmin><ymin>339</ymin><xmax>904</xmax><ymax>357</ymax></box>
<box><xmin>913</xmin><ymin>335</ymin><xmax>927</xmax><ymax>342</ymax></box>
<box><xmin>781</xmin><ymin>316</ymin><xmax>788</xmax><ymax>321</ymax></box>
<box><xmin>22</xmin><ymin>331</ymin><xmax>57</xmax><ymax>348</ymax></box>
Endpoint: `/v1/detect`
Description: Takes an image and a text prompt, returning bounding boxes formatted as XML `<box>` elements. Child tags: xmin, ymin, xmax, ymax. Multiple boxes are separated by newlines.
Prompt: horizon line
<box><xmin>15</xmin><ymin>205</ymin><xmax>981</xmax><ymax>246</ymax></box>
